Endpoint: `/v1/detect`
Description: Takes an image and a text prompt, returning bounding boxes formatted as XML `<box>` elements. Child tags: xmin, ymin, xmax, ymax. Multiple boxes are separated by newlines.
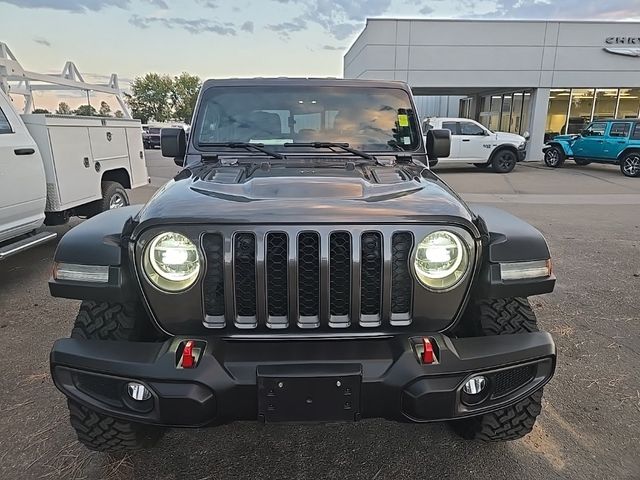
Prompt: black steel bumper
<box><xmin>50</xmin><ymin>332</ymin><xmax>555</xmax><ymax>427</ymax></box>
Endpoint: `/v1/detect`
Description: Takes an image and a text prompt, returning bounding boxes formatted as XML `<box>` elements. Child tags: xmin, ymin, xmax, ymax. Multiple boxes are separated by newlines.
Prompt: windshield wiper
<box><xmin>198</xmin><ymin>142</ymin><xmax>285</xmax><ymax>159</ymax></box>
<box><xmin>283</xmin><ymin>142</ymin><xmax>376</xmax><ymax>161</ymax></box>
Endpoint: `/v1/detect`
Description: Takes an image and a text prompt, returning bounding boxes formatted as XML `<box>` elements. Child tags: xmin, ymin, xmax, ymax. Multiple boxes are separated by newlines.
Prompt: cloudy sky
<box><xmin>0</xmin><ymin>0</ymin><xmax>639</xmax><ymax>109</ymax></box>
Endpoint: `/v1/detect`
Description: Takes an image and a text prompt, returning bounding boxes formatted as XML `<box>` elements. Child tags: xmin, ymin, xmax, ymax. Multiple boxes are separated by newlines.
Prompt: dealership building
<box><xmin>344</xmin><ymin>19</ymin><xmax>640</xmax><ymax>159</ymax></box>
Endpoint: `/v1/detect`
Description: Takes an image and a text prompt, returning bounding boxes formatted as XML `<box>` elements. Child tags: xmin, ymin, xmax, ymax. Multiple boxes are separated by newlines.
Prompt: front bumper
<box><xmin>517</xmin><ymin>149</ymin><xmax>527</xmax><ymax>161</ymax></box>
<box><xmin>50</xmin><ymin>332</ymin><xmax>555</xmax><ymax>427</ymax></box>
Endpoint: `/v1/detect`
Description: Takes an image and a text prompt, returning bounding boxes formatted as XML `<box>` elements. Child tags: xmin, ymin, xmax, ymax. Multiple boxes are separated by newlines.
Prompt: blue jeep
<box><xmin>543</xmin><ymin>119</ymin><xmax>640</xmax><ymax>177</ymax></box>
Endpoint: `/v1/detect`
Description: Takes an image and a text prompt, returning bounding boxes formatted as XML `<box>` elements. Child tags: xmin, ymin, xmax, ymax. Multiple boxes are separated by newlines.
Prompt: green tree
<box><xmin>32</xmin><ymin>108</ymin><xmax>50</xmax><ymax>114</ymax></box>
<box><xmin>114</xmin><ymin>110</ymin><xmax>124</xmax><ymax>118</ymax></box>
<box><xmin>171</xmin><ymin>73</ymin><xmax>201</xmax><ymax>124</ymax></box>
<box><xmin>126</xmin><ymin>73</ymin><xmax>173</xmax><ymax>123</ymax></box>
<box><xmin>75</xmin><ymin>104</ymin><xmax>97</xmax><ymax>116</ymax></box>
<box><xmin>99</xmin><ymin>101</ymin><xmax>112</xmax><ymax>117</ymax></box>
<box><xmin>56</xmin><ymin>102</ymin><xmax>72</xmax><ymax>115</ymax></box>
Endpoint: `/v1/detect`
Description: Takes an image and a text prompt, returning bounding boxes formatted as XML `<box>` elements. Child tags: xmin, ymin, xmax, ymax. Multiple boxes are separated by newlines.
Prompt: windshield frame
<box><xmin>190</xmin><ymin>84</ymin><xmax>424</xmax><ymax>156</ymax></box>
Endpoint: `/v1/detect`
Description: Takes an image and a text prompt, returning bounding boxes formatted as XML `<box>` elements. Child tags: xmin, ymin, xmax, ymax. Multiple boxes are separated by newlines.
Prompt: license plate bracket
<box><xmin>257</xmin><ymin>364</ymin><xmax>362</xmax><ymax>422</ymax></box>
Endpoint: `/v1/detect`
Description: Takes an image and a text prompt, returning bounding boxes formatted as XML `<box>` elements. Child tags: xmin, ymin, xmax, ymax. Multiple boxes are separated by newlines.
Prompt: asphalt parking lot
<box><xmin>1</xmin><ymin>153</ymin><xmax>639</xmax><ymax>480</ymax></box>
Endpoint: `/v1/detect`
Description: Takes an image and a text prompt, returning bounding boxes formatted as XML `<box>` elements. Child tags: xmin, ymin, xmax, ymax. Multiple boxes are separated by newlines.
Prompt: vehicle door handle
<box><xmin>14</xmin><ymin>148</ymin><xmax>35</xmax><ymax>155</ymax></box>
<box><xmin>462</xmin><ymin>139</ymin><xmax>471</xmax><ymax>142</ymax></box>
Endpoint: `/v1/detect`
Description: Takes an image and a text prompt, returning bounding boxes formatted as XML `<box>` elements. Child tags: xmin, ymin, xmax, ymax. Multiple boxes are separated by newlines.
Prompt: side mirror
<box><xmin>161</xmin><ymin>128</ymin><xmax>186</xmax><ymax>165</ymax></box>
<box><xmin>426</xmin><ymin>128</ymin><xmax>451</xmax><ymax>160</ymax></box>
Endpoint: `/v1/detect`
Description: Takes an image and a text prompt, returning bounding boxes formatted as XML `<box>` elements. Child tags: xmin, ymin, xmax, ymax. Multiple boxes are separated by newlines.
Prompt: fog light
<box><xmin>127</xmin><ymin>382</ymin><xmax>151</xmax><ymax>401</ymax></box>
<box><xmin>463</xmin><ymin>376</ymin><xmax>487</xmax><ymax>395</ymax></box>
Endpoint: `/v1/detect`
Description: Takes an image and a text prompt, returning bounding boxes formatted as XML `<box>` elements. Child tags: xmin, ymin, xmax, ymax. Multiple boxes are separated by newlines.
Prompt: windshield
<box><xmin>194</xmin><ymin>85</ymin><xmax>420</xmax><ymax>153</ymax></box>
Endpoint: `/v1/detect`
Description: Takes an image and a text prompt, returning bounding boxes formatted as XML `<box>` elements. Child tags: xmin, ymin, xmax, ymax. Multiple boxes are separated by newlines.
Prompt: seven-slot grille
<box><xmin>203</xmin><ymin>228</ymin><xmax>414</xmax><ymax>330</ymax></box>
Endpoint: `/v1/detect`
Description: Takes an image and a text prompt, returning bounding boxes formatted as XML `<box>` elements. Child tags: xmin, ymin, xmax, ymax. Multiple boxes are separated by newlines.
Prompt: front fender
<box><xmin>471</xmin><ymin>205</ymin><xmax>556</xmax><ymax>299</ymax></box>
<box><xmin>544</xmin><ymin>139</ymin><xmax>573</xmax><ymax>156</ymax></box>
<box><xmin>49</xmin><ymin>205</ymin><xmax>142</xmax><ymax>302</ymax></box>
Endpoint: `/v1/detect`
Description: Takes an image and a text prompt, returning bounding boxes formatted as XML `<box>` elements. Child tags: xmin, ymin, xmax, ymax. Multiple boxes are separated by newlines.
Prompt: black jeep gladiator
<box><xmin>49</xmin><ymin>78</ymin><xmax>556</xmax><ymax>452</ymax></box>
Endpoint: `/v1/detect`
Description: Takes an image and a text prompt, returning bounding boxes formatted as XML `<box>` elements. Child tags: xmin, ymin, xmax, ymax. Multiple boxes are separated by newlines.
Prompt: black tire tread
<box><xmin>544</xmin><ymin>146</ymin><xmax>565</xmax><ymax>168</ymax></box>
<box><xmin>68</xmin><ymin>400</ymin><xmax>162</xmax><ymax>452</ymax></box>
<box><xmin>476</xmin><ymin>297</ymin><xmax>539</xmax><ymax>335</ymax></box>
<box><xmin>71</xmin><ymin>301</ymin><xmax>143</xmax><ymax>341</ymax></box>
<box><xmin>67</xmin><ymin>301</ymin><xmax>164</xmax><ymax>452</ymax></box>
<box><xmin>491</xmin><ymin>148</ymin><xmax>517</xmax><ymax>173</ymax></box>
<box><xmin>451</xmin><ymin>297</ymin><xmax>543</xmax><ymax>442</ymax></box>
<box><xmin>452</xmin><ymin>389</ymin><xmax>543</xmax><ymax>441</ymax></box>
<box><xmin>620</xmin><ymin>152</ymin><xmax>640</xmax><ymax>177</ymax></box>
<box><xmin>100</xmin><ymin>181</ymin><xmax>129</xmax><ymax>212</ymax></box>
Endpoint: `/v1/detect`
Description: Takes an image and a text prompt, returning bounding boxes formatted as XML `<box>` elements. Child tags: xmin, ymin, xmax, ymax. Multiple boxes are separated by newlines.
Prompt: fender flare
<box><xmin>617</xmin><ymin>147</ymin><xmax>640</xmax><ymax>160</ymax></box>
<box><xmin>544</xmin><ymin>141</ymin><xmax>571</xmax><ymax>157</ymax></box>
<box><xmin>470</xmin><ymin>204</ymin><xmax>555</xmax><ymax>299</ymax></box>
<box><xmin>489</xmin><ymin>144</ymin><xmax>518</xmax><ymax>163</ymax></box>
<box><xmin>49</xmin><ymin>205</ymin><xmax>142</xmax><ymax>302</ymax></box>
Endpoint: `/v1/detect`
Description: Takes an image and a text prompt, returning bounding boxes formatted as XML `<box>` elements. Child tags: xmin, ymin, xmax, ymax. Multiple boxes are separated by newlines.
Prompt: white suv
<box><xmin>423</xmin><ymin>117</ymin><xmax>528</xmax><ymax>173</ymax></box>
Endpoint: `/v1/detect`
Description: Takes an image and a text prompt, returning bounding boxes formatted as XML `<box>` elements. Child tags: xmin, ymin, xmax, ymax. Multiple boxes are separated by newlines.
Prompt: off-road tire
<box><xmin>451</xmin><ymin>297</ymin><xmax>544</xmax><ymax>441</ymax></box>
<box><xmin>620</xmin><ymin>152</ymin><xmax>640</xmax><ymax>177</ymax></box>
<box><xmin>544</xmin><ymin>146</ymin><xmax>565</xmax><ymax>168</ymax></box>
<box><xmin>71</xmin><ymin>301</ymin><xmax>149</xmax><ymax>340</ymax></box>
<box><xmin>67</xmin><ymin>301</ymin><xmax>164</xmax><ymax>452</ymax></box>
<box><xmin>100</xmin><ymin>181</ymin><xmax>129</xmax><ymax>212</ymax></box>
<box><xmin>68</xmin><ymin>400</ymin><xmax>163</xmax><ymax>452</ymax></box>
<box><xmin>491</xmin><ymin>149</ymin><xmax>517</xmax><ymax>173</ymax></box>
<box><xmin>574</xmin><ymin>158</ymin><xmax>591</xmax><ymax>166</ymax></box>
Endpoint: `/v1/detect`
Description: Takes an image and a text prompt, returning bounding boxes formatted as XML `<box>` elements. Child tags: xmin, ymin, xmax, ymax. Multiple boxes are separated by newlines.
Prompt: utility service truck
<box><xmin>0</xmin><ymin>89</ymin><xmax>149</xmax><ymax>260</ymax></box>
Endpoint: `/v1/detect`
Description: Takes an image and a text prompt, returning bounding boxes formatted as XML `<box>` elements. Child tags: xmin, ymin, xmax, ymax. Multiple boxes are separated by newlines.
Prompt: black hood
<box><xmin>134</xmin><ymin>160</ymin><xmax>476</xmax><ymax>233</ymax></box>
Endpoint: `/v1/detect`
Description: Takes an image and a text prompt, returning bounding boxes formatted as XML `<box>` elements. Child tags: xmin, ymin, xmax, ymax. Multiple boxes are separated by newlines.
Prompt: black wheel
<box><xmin>474</xmin><ymin>162</ymin><xmax>489</xmax><ymax>168</ymax></box>
<box><xmin>66</xmin><ymin>301</ymin><xmax>165</xmax><ymax>452</ymax></box>
<box><xmin>574</xmin><ymin>158</ymin><xmax>591</xmax><ymax>166</ymax></box>
<box><xmin>450</xmin><ymin>297</ymin><xmax>544</xmax><ymax>442</ymax></box>
<box><xmin>620</xmin><ymin>152</ymin><xmax>640</xmax><ymax>177</ymax></box>
<box><xmin>543</xmin><ymin>146</ymin><xmax>565</xmax><ymax>168</ymax></box>
<box><xmin>428</xmin><ymin>159</ymin><xmax>438</xmax><ymax>168</ymax></box>
<box><xmin>491</xmin><ymin>149</ymin><xmax>517</xmax><ymax>173</ymax></box>
<box><xmin>100</xmin><ymin>181</ymin><xmax>129</xmax><ymax>212</ymax></box>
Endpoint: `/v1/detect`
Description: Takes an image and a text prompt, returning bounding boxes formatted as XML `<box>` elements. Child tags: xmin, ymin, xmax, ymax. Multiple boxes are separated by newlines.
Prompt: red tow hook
<box><xmin>181</xmin><ymin>340</ymin><xmax>195</xmax><ymax>368</ymax></box>
<box><xmin>422</xmin><ymin>337</ymin><xmax>434</xmax><ymax>364</ymax></box>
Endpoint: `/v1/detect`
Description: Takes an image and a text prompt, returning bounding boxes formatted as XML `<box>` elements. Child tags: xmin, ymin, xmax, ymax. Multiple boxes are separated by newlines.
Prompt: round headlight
<box><xmin>144</xmin><ymin>232</ymin><xmax>200</xmax><ymax>292</ymax></box>
<box><xmin>414</xmin><ymin>231</ymin><xmax>469</xmax><ymax>290</ymax></box>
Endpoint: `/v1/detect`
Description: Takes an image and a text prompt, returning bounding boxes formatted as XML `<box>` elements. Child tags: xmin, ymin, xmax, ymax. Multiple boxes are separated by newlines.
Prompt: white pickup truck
<box><xmin>423</xmin><ymin>117</ymin><xmax>528</xmax><ymax>173</ymax></box>
<box><xmin>0</xmin><ymin>90</ymin><xmax>148</xmax><ymax>260</ymax></box>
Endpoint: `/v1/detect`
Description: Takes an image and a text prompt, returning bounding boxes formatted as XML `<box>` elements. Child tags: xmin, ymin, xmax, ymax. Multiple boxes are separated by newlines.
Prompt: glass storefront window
<box><xmin>488</xmin><ymin>95</ymin><xmax>502</xmax><ymax>131</ymax></box>
<box><xmin>459</xmin><ymin>98</ymin><xmax>472</xmax><ymax>118</ymax></box>
<box><xmin>567</xmin><ymin>89</ymin><xmax>595</xmax><ymax>134</ymax></box>
<box><xmin>546</xmin><ymin>89</ymin><xmax>570</xmax><ymax>138</ymax></box>
<box><xmin>478</xmin><ymin>91</ymin><xmax>531</xmax><ymax>134</ymax></box>
<box><xmin>510</xmin><ymin>93</ymin><xmax>523</xmax><ymax>133</ymax></box>
<box><xmin>593</xmin><ymin>89</ymin><xmax>618</xmax><ymax>120</ymax></box>
<box><xmin>500</xmin><ymin>95</ymin><xmax>512</xmax><ymax>132</ymax></box>
<box><xmin>617</xmin><ymin>89</ymin><xmax>640</xmax><ymax>119</ymax></box>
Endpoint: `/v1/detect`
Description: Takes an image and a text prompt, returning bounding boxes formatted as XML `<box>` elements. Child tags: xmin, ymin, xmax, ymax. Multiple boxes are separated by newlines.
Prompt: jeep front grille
<box><xmin>202</xmin><ymin>227</ymin><xmax>414</xmax><ymax>330</ymax></box>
